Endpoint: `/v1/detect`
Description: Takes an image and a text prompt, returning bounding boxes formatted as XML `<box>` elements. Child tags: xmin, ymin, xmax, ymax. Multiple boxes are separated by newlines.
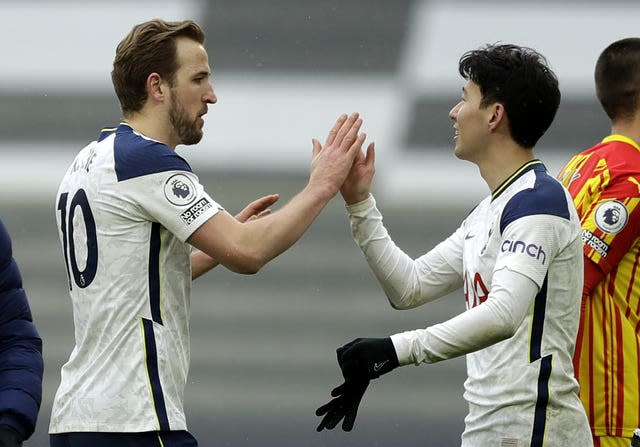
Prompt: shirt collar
<box><xmin>491</xmin><ymin>159</ymin><xmax>545</xmax><ymax>201</ymax></box>
<box><xmin>601</xmin><ymin>134</ymin><xmax>640</xmax><ymax>151</ymax></box>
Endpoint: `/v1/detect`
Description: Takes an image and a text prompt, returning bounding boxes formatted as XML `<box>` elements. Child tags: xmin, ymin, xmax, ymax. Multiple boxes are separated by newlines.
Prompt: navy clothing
<box><xmin>50</xmin><ymin>430</ymin><xmax>198</xmax><ymax>447</ymax></box>
<box><xmin>0</xmin><ymin>218</ymin><xmax>43</xmax><ymax>440</ymax></box>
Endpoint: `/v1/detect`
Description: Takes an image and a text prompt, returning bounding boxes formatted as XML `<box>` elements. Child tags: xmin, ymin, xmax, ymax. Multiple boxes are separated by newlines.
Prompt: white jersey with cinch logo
<box><xmin>454</xmin><ymin>161</ymin><xmax>589</xmax><ymax>446</ymax></box>
<box><xmin>50</xmin><ymin>123</ymin><xmax>220</xmax><ymax>433</ymax></box>
<box><xmin>348</xmin><ymin>160</ymin><xmax>592</xmax><ymax>447</ymax></box>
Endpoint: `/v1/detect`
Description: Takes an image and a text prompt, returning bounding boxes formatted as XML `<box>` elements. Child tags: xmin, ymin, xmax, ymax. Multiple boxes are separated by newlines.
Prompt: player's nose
<box><xmin>449</xmin><ymin>101</ymin><xmax>461</xmax><ymax>121</ymax></box>
<box><xmin>204</xmin><ymin>84</ymin><xmax>217</xmax><ymax>105</ymax></box>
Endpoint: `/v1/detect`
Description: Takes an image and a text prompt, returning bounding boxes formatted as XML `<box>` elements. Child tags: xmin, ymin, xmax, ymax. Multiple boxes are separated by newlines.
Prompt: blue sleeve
<box><xmin>0</xmin><ymin>219</ymin><xmax>44</xmax><ymax>440</ymax></box>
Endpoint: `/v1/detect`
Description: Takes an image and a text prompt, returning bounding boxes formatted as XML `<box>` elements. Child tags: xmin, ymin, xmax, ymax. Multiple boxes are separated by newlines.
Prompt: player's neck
<box><xmin>123</xmin><ymin>112</ymin><xmax>177</xmax><ymax>149</ymax></box>
<box><xmin>611</xmin><ymin>116</ymin><xmax>640</xmax><ymax>147</ymax></box>
<box><xmin>478</xmin><ymin>142</ymin><xmax>535</xmax><ymax>193</ymax></box>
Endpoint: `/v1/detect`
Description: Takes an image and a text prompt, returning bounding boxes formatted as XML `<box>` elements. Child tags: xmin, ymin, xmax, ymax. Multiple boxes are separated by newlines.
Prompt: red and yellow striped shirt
<box><xmin>558</xmin><ymin>135</ymin><xmax>640</xmax><ymax>438</ymax></box>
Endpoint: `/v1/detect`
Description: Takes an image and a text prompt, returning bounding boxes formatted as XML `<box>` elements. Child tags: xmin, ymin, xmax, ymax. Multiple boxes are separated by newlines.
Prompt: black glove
<box><xmin>337</xmin><ymin>337</ymin><xmax>399</xmax><ymax>381</ymax></box>
<box><xmin>315</xmin><ymin>337</ymin><xmax>399</xmax><ymax>432</ymax></box>
<box><xmin>0</xmin><ymin>425</ymin><xmax>23</xmax><ymax>447</ymax></box>
<box><xmin>315</xmin><ymin>379</ymin><xmax>369</xmax><ymax>432</ymax></box>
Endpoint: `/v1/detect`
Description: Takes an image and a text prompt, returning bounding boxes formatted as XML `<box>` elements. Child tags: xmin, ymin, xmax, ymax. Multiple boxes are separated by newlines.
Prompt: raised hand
<box><xmin>340</xmin><ymin>141</ymin><xmax>375</xmax><ymax>205</ymax></box>
<box><xmin>309</xmin><ymin>113</ymin><xmax>367</xmax><ymax>199</ymax></box>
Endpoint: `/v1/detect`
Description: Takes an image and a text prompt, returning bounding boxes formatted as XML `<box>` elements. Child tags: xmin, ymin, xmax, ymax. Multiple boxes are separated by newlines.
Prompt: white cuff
<box><xmin>345</xmin><ymin>194</ymin><xmax>376</xmax><ymax>216</ymax></box>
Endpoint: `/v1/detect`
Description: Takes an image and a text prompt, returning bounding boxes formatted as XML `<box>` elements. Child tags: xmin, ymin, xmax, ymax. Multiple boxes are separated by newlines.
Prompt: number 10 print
<box><xmin>57</xmin><ymin>189</ymin><xmax>98</xmax><ymax>289</ymax></box>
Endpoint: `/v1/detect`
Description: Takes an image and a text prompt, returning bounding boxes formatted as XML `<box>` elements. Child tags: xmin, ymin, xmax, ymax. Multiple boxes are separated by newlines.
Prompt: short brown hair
<box><xmin>595</xmin><ymin>37</ymin><xmax>640</xmax><ymax>122</ymax></box>
<box><xmin>111</xmin><ymin>19</ymin><xmax>205</xmax><ymax>115</ymax></box>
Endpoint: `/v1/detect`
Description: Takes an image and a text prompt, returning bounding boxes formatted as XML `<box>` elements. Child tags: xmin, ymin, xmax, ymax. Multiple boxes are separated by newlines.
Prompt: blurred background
<box><xmin>1</xmin><ymin>1</ymin><xmax>637</xmax><ymax>445</ymax></box>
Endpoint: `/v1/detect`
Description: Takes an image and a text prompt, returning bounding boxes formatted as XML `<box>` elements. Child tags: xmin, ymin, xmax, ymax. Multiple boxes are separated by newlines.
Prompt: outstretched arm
<box><xmin>316</xmin><ymin>268</ymin><xmax>538</xmax><ymax>432</ymax></box>
<box><xmin>347</xmin><ymin>196</ymin><xmax>464</xmax><ymax>308</ymax></box>
<box><xmin>391</xmin><ymin>268</ymin><xmax>537</xmax><ymax>364</ymax></box>
<box><xmin>191</xmin><ymin>194</ymin><xmax>279</xmax><ymax>279</ymax></box>
<box><xmin>188</xmin><ymin>113</ymin><xmax>367</xmax><ymax>274</ymax></box>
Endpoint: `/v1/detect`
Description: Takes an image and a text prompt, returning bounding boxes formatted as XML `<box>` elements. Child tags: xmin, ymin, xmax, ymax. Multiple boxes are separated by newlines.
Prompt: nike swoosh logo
<box><xmin>373</xmin><ymin>360</ymin><xmax>389</xmax><ymax>372</ymax></box>
<box><xmin>465</xmin><ymin>234</ymin><xmax>475</xmax><ymax>240</ymax></box>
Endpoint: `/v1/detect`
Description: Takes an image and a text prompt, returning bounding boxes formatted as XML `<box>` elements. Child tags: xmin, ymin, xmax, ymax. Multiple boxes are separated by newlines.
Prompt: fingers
<box><xmin>316</xmin><ymin>380</ymin><xmax>369</xmax><ymax>432</ymax></box>
<box><xmin>317</xmin><ymin>113</ymin><xmax>371</xmax><ymax>162</ymax></box>
<box><xmin>343</xmin><ymin>380</ymin><xmax>368</xmax><ymax>431</ymax></box>
<box><xmin>315</xmin><ymin>398</ymin><xmax>345</xmax><ymax>432</ymax></box>
<box><xmin>331</xmin><ymin>382</ymin><xmax>346</xmax><ymax>397</ymax></box>
<box><xmin>346</xmin><ymin>132</ymin><xmax>367</xmax><ymax>160</ymax></box>
<box><xmin>342</xmin><ymin>403</ymin><xmax>359</xmax><ymax>432</ymax></box>
<box><xmin>252</xmin><ymin>194</ymin><xmax>280</xmax><ymax>212</ymax></box>
<box><xmin>234</xmin><ymin>194</ymin><xmax>280</xmax><ymax>222</ymax></box>
<box><xmin>324</xmin><ymin>113</ymin><xmax>348</xmax><ymax>147</ymax></box>
<box><xmin>335</xmin><ymin>116</ymin><xmax>362</xmax><ymax>152</ymax></box>
<box><xmin>246</xmin><ymin>209</ymin><xmax>272</xmax><ymax>222</ymax></box>
<box><xmin>324</xmin><ymin>113</ymin><xmax>361</xmax><ymax>150</ymax></box>
<box><xmin>315</xmin><ymin>399</ymin><xmax>335</xmax><ymax>417</ymax></box>
<box><xmin>316</xmin><ymin>412</ymin><xmax>342</xmax><ymax>432</ymax></box>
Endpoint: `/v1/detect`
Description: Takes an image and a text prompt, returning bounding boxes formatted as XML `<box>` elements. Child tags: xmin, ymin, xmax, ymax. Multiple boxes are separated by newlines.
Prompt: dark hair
<box><xmin>458</xmin><ymin>43</ymin><xmax>560</xmax><ymax>148</ymax></box>
<box><xmin>595</xmin><ymin>37</ymin><xmax>640</xmax><ymax>122</ymax></box>
<box><xmin>111</xmin><ymin>19</ymin><xmax>205</xmax><ymax>115</ymax></box>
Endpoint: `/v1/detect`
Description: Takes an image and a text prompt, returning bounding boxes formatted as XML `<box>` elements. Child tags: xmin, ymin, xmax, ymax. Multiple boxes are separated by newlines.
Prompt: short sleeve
<box><xmin>580</xmin><ymin>195</ymin><xmax>640</xmax><ymax>275</ymax></box>
<box><xmin>122</xmin><ymin>170</ymin><xmax>222</xmax><ymax>242</ymax></box>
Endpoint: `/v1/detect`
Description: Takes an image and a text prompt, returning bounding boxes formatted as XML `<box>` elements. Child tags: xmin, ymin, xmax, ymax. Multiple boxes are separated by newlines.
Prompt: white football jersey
<box><xmin>455</xmin><ymin>161</ymin><xmax>590</xmax><ymax>446</ymax></box>
<box><xmin>348</xmin><ymin>160</ymin><xmax>592</xmax><ymax>446</ymax></box>
<box><xmin>50</xmin><ymin>123</ymin><xmax>220</xmax><ymax>433</ymax></box>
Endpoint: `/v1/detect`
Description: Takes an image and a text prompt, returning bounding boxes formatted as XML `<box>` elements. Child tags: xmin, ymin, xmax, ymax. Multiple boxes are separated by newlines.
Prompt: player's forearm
<box><xmin>347</xmin><ymin>195</ymin><xmax>459</xmax><ymax>308</ymax></box>
<box><xmin>391</xmin><ymin>268</ymin><xmax>538</xmax><ymax>365</ymax></box>
<box><xmin>243</xmin><ymin>184</ymin><xmax>333</xmax><ymax>265</ymax></box>
<box><xmin>191</xmin><ymin>250</ymin><xmax>219</xmax><ymax>280</ymax></box>
<box><xmin>347</xmin><ymin>195</ymin><xmax>419</xmax><ymax>306</ymax></box>
<box><xmin>188</xmin><ymin>183</ymin><xmax>335</xmax><ymax>274</ymax></box>
<box><xmin>391</xmin><ymin>303</ymin><xmax>512</xmax><ymax>365</ymax></box>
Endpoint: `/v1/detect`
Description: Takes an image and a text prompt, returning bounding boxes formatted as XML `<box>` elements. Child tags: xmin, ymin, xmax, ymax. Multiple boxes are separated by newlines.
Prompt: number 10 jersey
<box><xmin>50</xmin><ymin>123</ymin><xmax>220</xmax><ymax>433</ymax></box>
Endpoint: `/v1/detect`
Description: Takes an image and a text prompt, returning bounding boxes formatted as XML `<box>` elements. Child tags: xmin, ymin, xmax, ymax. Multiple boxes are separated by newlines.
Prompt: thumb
<box><xmin>311</xmin><ymin>138</ymin><xmax>322</xmax><ymax>158</ymax></box>
<box><xmin>365</xmin><ymin>142</ymin><xmax>375</xmax><ymax>164</ymax></box>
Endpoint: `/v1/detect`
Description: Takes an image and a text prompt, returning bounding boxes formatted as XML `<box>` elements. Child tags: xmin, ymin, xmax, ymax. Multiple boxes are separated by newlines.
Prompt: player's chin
<box><xmin>453</xmin><ymin>141</ymin><xmax>464</xmax><ymax>159</ymax></box>
<box><xmin>192</xmin><ymin>131</ymin><xmax>204</xmax><ymax>144</ymax></box>
<box><xmin>182</xmin><ymin>130</ymin><xmax>204</xmax><ymax>146</ymax></box>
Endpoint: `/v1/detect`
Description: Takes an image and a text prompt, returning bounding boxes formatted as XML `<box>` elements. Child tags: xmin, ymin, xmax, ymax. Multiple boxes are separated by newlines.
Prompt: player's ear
<box><xmin>488</xmin><ymin>102</ymin><xmax>505</xmax><ymax>131</ymax></box>
<box><xmin>146</xmin><ymin>73</ymin><xmax>166</xmax><ymax>102</ymax></box>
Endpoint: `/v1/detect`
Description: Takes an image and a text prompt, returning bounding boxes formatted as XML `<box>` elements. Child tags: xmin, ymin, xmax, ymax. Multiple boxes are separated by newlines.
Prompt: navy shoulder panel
<box><xmin>500</xmin><ymin>168</ymin><xmax>570</xmax><ymax>234</ymax></box>
<box><xmin>97</xmin><ymin>126</ymin><xmax>118</xmax><ymax>142</ymax></box>
<box><xmin>113</xmin><ymin>124</ymin><xmax>193</xmax><ymax>181</ymax></box>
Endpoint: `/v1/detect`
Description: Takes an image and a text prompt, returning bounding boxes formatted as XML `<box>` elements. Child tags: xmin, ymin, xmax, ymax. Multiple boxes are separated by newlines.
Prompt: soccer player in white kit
<box><xmin>50</xmin><ymin>19</ymin><xmax>368</xmax><ymax>447</ymax></box>
<box><xmin>316</xmin><ymin>44</ymin><xmax>593</xmax><ymax>446</ymax></box>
